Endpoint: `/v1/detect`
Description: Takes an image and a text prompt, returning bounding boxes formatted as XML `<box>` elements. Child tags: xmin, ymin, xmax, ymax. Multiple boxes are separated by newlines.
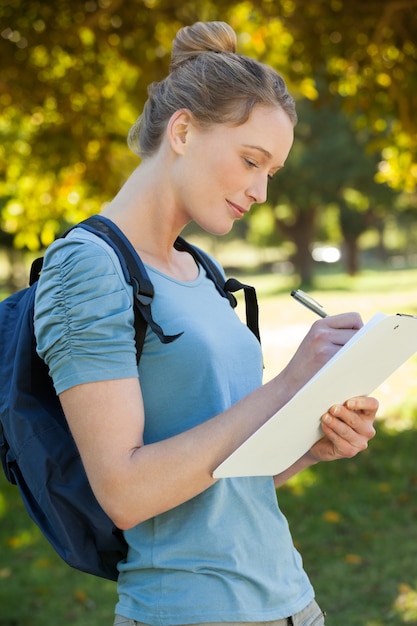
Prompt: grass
<box><xmin>279</xmin><ymin>426</ymin><xmax>417</xmax><ymax>625</ymax></box>
<box><xmin>2</xmin><ymin>264</ymin><xmax>417</xmax><ymax>625</ymax></box>
<box><xmin>0</xmin><ymin>479</ymin><xmax>118</xmax><ymax>625</ymax></box>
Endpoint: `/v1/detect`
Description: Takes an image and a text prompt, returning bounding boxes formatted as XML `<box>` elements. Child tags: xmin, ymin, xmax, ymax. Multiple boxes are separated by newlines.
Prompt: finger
<box><xmin>331</xmin><ymin>403</ymin><xmax>377</xmax><ymax>436</ymax></box>
<box><xmin>323</xmin><ymin>312</ymin><xmax>363</xmax><ymax>331</ymax></box>
<box><xmin>323</xmin><ymin>406</ymin><xmax>376</xmax><ymax>447</ymax></box>
<box><xmin>345</xmin><ymin>395</ymin><xmax>379</xmax><ymax>415</ymax></box>
<box><xmin>321</xmin><ymin>416</ymin><xmax>369</xmax><ymax>458</ymax></box>
<box><xmin>310</xmin><ymin>314</ymin><xmax>363</xmax><ymax>349</ymax></box>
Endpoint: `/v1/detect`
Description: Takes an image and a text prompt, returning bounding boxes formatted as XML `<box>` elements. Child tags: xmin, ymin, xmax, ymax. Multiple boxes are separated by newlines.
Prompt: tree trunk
<box><xmin>343</xmin><ymin>237</ymin><xmax>359</xmax><ymax>276</ymax></box>
<box><xmin>275</xmin><ymin>207</ymin><xmax>317</xmax><ymax>286</ymax></box>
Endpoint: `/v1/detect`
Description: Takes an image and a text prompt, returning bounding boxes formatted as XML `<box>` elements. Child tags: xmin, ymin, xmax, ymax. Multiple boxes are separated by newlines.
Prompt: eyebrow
<box><xmin>243</xmin><ymin>144</ymin><xmax>284</xmax><ymax>171</ymax></box>
<box><xmin>242</xmin><ymin>144</ymin><xmax>273</xmax><ymax>160</ymax></box>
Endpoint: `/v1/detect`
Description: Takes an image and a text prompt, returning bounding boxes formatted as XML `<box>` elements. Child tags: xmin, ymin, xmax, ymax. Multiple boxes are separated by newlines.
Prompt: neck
<box><xmin>101</xmin><ymin>164</ymin><xmax>190</xmax><ymax>264</ymax></box>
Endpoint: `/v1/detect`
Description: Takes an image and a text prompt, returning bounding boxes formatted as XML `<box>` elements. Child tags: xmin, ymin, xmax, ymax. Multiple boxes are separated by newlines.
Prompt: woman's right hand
<box><xmin>280</xmin><ymin>312</ymin><xmax>363</xmax><ymax>395</ymax></box>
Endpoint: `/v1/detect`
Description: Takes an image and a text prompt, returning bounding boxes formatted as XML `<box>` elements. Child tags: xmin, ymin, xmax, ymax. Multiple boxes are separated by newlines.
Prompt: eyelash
<box><xmin>244</xmin><ymin>158</ymin><xmax>258</xmax><ymax>169</ymax></box>
<box><xmin>244</xmin><ymin>158</ymin><xmax>274</xmax><ymax>181</ymax></box>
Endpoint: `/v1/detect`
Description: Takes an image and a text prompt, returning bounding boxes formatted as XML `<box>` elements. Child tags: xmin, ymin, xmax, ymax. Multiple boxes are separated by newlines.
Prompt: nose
<box><xmin>246</xmin><ymin>174</ymin><xmax>268</xmax><ymax>205</ymax></box>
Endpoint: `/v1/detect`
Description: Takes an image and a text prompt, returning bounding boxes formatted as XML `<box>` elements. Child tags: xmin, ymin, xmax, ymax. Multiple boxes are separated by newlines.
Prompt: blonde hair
<box><xmin>128</xmin><ymin>21</ymin><xmax>297</xmax><ymax>158</ymax></box>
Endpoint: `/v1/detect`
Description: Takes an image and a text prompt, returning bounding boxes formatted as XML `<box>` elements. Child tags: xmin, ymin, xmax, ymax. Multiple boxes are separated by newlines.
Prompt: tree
<box><xmin>273</xmin><ymin>0</ymin><xmax>417</xmax><ymax>192</ymax></box>
<box><xmin>0</xmin><ymin>0</ymin><xmax>415</xmax><ymax>251</ymax></box>
<box><xmin>0</xmin><ymin>0</ymin><xmax>282</xmax><ymax>248</ymax></box>
<box><xmin>264</xmin><ymin>97</ymin><xmax>398</xmax><ymax>284</ymax></box>
<box><xmin>1</xmin><ymin>1</ymin><xmax>235</xmax><ymax>248</ymax></box>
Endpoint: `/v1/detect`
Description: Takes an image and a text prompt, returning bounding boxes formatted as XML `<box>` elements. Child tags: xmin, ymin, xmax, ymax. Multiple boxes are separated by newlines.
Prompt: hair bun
<box><xmin>170</xmin><ymin>21</ymin><xmax>237</xmax><ymax>71</ymax></box>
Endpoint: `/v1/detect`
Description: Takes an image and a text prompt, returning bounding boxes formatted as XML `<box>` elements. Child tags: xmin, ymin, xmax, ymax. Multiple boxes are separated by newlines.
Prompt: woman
<box><xmin>34</xmin><ymin>21</ymin><xmax>377</xmax><ymax>626</ymax></box>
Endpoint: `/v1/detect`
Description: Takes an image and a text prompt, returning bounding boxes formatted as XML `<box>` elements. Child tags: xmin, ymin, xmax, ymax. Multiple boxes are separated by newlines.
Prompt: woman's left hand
<box><xmin>310</xmin><ymin>395</ymin><xmax>378</xmax><ymax>463</ymax></box>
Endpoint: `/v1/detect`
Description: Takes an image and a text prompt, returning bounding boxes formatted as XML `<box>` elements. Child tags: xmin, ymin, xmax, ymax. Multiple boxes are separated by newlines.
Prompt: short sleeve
<box><xmin>34</xmin><ymin>228</ymin><xmax>139</xmax><ymax>395</ymax></box>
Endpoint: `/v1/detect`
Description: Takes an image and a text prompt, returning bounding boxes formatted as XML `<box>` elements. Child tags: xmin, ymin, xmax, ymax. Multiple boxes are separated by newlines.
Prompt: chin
<box><xmin>204</xmin><ymin>222</ymin><xmax>234</xmax><ymax>237</ymax></box>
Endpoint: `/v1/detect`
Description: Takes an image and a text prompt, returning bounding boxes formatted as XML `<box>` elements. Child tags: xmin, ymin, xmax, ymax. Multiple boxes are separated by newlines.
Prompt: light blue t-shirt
<box><xmin>34</xmin><ymin>227</ymin><xmax>314</xmax><ymax>624</ymax></box>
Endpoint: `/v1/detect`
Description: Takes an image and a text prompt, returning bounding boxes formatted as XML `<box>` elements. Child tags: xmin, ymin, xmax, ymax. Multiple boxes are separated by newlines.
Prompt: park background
<box><xmin>1</xmin><ymin>0</ymin><xmax>417</xmax><ymax>624</ymax></box>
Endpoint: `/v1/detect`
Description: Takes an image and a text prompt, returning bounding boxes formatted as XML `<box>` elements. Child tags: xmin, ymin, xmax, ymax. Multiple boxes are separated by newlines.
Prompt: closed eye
<box><xmin>244</xmin><ymin>157</ymin><xmax>278</xmax><ymax>182</ymax></box>
<box><xmin>244</xmin><ymin>158</ymin><xmax>258</xmax><ymax>169</ymax></box>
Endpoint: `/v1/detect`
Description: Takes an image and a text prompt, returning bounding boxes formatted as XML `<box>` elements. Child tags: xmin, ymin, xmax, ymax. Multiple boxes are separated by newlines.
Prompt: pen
<box><xmin>291</xmin><ymin>289</ymin><xmax>328</xmax><ymax>318</ymax></box>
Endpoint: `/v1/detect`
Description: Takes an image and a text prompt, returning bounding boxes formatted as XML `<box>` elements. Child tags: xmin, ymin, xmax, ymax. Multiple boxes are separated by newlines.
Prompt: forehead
<box><xmin>221</xmin><ymin>106</ymin><xmax>294</xmax><ymax>164</ymax></box>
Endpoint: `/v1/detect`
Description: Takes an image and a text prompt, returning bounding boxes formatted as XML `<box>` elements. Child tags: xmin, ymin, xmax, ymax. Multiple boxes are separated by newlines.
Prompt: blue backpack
<box><xmin>0</xmin><ymin>214</ymin><xmax>259</xmax><ymax>580</ymax></box>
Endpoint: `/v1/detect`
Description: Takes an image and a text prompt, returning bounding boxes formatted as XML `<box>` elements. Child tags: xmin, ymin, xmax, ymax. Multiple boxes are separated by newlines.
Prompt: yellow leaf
<box><xmin>74</xmin><ymin>589</ymin><xmax>88</xmax><ymax>603</ymax></box>
<box><xmin>323</xmin><ymin>510</ymin><xmax>342</xmax><ymax>523</ymax></box>
<box><xmin>345</xmin><ymin>553</ymin><xmax>362</xmax><ymax>564</ymax></box>
<box><xmin>378</xmin><ymin>482</ymin><xmax>391</xmax><ymax>493</ymax></box>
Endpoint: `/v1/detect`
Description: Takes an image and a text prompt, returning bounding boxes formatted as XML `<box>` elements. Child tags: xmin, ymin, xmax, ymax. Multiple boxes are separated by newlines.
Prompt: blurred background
<box><xmin>1</xmin><ymin>1</ymin><xmax>417</xmax><ymax>625</ymax></box>
<box><xmin>0</xmin><ymin>0</ymin><xmax>416</xmax><ymax>289</ymax></box>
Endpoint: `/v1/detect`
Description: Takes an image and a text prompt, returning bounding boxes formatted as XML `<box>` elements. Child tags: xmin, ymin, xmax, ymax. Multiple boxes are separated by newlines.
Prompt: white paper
<box><xmin>213</xmin><ymin>314</ymin><xmax>417</xmax><ymax>478</ymax></box>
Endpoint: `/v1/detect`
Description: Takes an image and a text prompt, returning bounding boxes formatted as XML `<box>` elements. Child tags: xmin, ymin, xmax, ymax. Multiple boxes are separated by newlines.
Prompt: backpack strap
<box><xmin>29</xmin><ymin>214</ymin><xmax>260</xmax><ymax>361</ymax></box>
<box><xmin>223</xmin><ymin>278</ymin><xmax>260</xmax><ymax>343</ymax></box>
<box><xmin>77</xmin><ymin>215</ymin><xmax>182</xmax><ymax>363</ymax></box>
<box><xmin>175</xmin><ymin>237</ymin><xmax>260</xmax><ymax>343</ymax></box>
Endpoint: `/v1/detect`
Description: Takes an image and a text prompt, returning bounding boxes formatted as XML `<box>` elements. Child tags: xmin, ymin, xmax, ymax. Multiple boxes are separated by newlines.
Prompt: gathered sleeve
<box><xmin>34</xmin><ymin>229</ymin><xmax>139</xmax><ymax>395</ymax></box>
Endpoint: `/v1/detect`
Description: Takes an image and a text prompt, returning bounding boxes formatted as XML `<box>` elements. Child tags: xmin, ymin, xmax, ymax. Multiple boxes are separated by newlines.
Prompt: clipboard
<box><xmin>213</xmin><ymin>313</ymin><xmax>417</xmax><ymax>478</ymax></box>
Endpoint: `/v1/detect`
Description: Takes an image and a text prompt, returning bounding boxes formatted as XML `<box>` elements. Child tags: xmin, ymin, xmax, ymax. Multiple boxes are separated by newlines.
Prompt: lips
<box><xmin>227</xmin><ymin>200</ymin><xmax>248</xmax><ymax>218</ymax></box>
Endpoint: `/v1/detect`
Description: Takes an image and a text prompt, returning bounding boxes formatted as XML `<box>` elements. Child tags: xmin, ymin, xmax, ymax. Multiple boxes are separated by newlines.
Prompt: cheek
<box><xmin>208</xmin><ymin>155</ymin><xmax>240</xmax><ymax>192</ymax></box>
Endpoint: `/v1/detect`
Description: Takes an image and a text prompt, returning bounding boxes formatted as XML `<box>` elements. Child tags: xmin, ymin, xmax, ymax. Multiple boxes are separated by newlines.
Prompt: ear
<box><xmin>167</xmin><ymin>109</ymin><xmax>194</xmax><ymax>155</ymax></box>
